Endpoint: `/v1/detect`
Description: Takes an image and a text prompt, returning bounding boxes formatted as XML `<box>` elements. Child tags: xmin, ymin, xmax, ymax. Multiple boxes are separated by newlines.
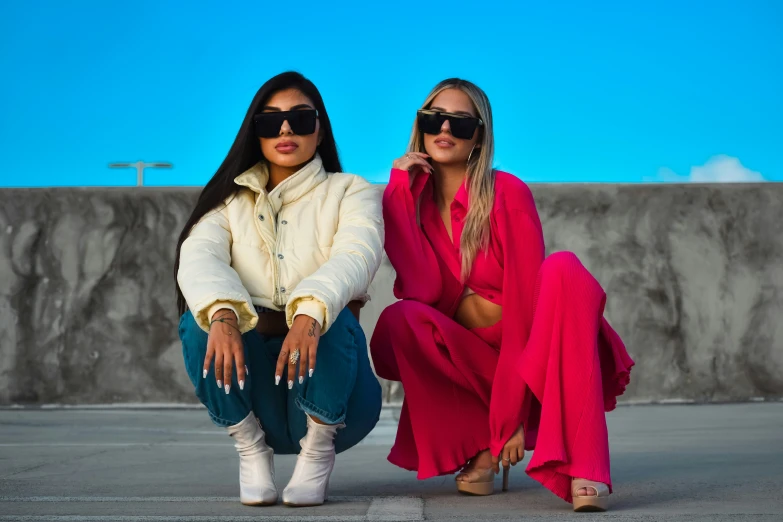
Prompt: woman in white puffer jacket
<box><xmin>174</xmin><ymin>71</ymin><xmax>384</xmax><ymax>507</ymax></box>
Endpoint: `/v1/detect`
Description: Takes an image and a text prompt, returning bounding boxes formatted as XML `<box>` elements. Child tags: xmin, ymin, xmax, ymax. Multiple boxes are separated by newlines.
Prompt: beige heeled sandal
<box><xmin>455</xmin><ymin>467</ymin><xmax>509</xmax><ymax>496</ymax></box>
<box><xmin>572</xmin><ymin>478</ymin><xmax>610</xmax><ymax>512</ymax></box>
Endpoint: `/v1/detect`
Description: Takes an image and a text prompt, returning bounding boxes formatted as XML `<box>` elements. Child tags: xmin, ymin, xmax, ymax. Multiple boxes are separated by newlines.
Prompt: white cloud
<box><xmin>654</xmin><ymin>155</ymin><xmax>764</xmax><ymax>183</ymax></box>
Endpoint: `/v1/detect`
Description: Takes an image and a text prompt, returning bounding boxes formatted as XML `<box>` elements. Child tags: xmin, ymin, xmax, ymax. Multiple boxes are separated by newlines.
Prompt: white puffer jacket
<box><xmin>177</xmin><ymin>155</ymin><xmax>384</xmax><ymax>334</ymax></box>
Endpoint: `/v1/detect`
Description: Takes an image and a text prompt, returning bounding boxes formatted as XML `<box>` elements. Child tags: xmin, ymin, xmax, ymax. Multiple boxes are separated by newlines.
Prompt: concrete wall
<box><xmin>1</xmin><ymin>184</ymin><xmax>781</xmax><ymax>405</ymax></box>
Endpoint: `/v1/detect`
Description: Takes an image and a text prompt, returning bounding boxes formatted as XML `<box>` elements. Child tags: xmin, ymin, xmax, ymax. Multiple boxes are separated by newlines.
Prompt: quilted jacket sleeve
<box><xmin>177</xmin><ymin>206</ymin><xmax>258</xmax><ymax>333</ymax></box>
<box><xmin>285</xmin><ymin>176</ymin><xmax>384</xmax><ymax>333</ymax></box>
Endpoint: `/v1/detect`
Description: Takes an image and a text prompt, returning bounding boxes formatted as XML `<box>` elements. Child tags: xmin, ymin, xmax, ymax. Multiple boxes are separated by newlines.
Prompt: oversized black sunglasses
<box><xmin>417</xmin><ymin>109</ymin><xmax>483</xmax><ymax>140</ymax></box>
<box><xmin>253</xmin><ymin>109</ymin><xmax>318</xmax><ymax>138</ymax></box>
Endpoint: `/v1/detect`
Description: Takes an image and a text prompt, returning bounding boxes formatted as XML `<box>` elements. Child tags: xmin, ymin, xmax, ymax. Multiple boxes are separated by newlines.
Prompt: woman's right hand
<box><xmin>393</xmin><ymin>152</ymin><xmax>432</xmax><ymax>181</ymax></box>
<box><xmin>204</xmin><ymin>309</ymin><xmax>246</xmax><ymax>394</ymax></box>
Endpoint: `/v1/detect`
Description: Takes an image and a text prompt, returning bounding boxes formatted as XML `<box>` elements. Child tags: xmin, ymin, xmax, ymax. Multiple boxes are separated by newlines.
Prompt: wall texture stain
<box><xmin>1</xmin><ymin>184</ymin><xmax>781</xmax><ymax>405</ymax></box>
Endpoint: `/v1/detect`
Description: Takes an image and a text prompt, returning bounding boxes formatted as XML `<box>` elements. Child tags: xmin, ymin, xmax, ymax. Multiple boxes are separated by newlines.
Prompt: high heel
<box><xmin>572</xmin><ymin>478</ymin><xmax>610</xmax><ymax>512</ymax></box>
<box><xmin>455</xmin><ymin>467</ymin><xmax>510</xmax><ymax>496</ymax></box>
<box><xmin>282</xmin><ymin>415</ymin><xmax>343</xmax><ymax>507</ymax></box>
<box><xmin>226</xmin><ymin>412</ymin><xmax>278</xmax><ymax>506</ymax></box>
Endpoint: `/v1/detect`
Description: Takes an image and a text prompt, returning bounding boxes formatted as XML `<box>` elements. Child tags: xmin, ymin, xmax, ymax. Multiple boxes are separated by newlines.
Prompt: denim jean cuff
<box><xmin>207</xmin><ymin>408</ymin><xmax>246</xmax><ymax>428</ymax></box>
<box><xmin>295</xmin><ymin>395</ymin><xmax>347</xmax><ymax>425</ymax></box>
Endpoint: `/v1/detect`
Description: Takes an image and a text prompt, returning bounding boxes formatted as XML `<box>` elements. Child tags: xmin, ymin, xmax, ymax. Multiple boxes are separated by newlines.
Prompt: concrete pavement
<box><xmin>1</xmin><ymin>403</ymin><xmax>782</xmax><ymax>521</ymax></box>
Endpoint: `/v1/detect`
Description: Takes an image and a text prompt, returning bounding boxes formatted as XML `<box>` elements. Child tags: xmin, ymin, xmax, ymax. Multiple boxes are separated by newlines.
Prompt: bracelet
<box><xmin>212</xmin><ymin>309</ymin><xmax>237</xmax><ymax>320</ymax></box>
<box><xmin>209</xmin><ymin>317</ymin><xmax>242</xmax><ymax>335</ymax></box>
<box><xmin>211</xmin><ymin>310</ymin><xmax>237</xmax><ymax>324</ymax></box>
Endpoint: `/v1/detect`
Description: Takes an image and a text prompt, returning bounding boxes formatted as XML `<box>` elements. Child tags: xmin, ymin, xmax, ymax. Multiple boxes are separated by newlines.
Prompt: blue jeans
<box><xmin>180</xmin><ymin>307</ymin><xmax>382</xmax><ymax>454</ymax></box>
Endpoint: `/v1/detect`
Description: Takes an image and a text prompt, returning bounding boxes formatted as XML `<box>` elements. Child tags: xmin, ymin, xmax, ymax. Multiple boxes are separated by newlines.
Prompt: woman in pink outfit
<box><xmin>370</xmin><ymin>79</ymin><xmax>634</xmax><ymax>512</ymax></box>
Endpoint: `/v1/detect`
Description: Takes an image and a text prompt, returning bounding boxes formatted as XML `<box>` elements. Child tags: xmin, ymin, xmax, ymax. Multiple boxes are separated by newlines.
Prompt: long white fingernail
<box><xmin>217</xmin><ymin>380</ymin><xmax>222</xmax><ymax>388</ymax></box>
<box><xmin>309</xmin><ymin>369</ymin><xmax>314</xmax><ymax>378</ymax></box>
<box><xmin>202</xmin><ymin>369</ymin><xmax>207</xmax><ymax>379</ymax></box>
<box><xmin>239</xmin><ymin>380</ymin><xmax>245</xmax><ymax>391</ymax></box>
<box><xmin>299</xmin><ymin>376</ymin><xmax>303</xmax><ymax>385</ymax></box>
<box><xmin>287</xmin><ymin>380</ymin><xmax>293</xmax><ymax>389</ymax></box>
<box><xmin>224</xmin><ymin>384</ymin><xmax>231</xmax><ymax>394</ymax></box>
<box><xmin>275</xmin><ymin>375</ymin><xmax>281</xmax><ymax>386</ymax></box>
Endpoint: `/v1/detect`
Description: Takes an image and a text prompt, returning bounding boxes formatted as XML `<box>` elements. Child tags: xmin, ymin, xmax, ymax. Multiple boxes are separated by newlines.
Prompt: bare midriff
<box><xmin>454</xmin><ymin>287</ymin><xmax>502</xmax><ymax>330</ymax></box>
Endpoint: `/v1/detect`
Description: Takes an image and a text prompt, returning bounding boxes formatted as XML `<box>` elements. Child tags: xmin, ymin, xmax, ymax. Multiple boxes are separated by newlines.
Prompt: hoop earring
<box><xmin>467</xmin><ymin>144</ymin><xmax>477</xmax><ymax>165</ymax></box>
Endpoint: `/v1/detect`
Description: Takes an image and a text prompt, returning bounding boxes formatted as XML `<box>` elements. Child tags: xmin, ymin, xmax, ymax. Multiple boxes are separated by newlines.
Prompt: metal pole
<box><xmin>108</xmin><ymin>161</ymin><xmax>173</xmax><ymax>187</ymax></box>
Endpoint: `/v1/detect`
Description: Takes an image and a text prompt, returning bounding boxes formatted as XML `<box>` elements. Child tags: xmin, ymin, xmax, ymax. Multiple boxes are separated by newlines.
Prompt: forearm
<box><xmin>384</xmin><ymin>170</ymin><xmax>443</xmax><ymax>303</ymax></box>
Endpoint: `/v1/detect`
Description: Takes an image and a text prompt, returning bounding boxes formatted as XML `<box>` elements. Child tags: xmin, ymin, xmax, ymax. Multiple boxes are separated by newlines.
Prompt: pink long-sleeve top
<box><xmin>383</xmin><ymin>167</ymin><xmax>545</xmax><ymax>457</ymax></box>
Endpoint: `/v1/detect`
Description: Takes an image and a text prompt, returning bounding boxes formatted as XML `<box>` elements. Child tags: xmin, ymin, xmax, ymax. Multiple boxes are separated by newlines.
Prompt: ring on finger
<box><xmin>289</xmin><ymin>350</ymin><xmax>300</xmax><ymax>365</ymax></box>
<box><xmin>503</xmin><ymin>457</ymin><xmax>510</xmax><ymax>462</ymax></box>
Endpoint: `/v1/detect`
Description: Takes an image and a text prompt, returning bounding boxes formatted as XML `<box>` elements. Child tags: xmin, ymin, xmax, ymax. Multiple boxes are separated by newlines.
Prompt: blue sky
<box><xmin>0</xmin><ymin>0</ymin><xmax>780</xmax><ymax>186</ymax></box>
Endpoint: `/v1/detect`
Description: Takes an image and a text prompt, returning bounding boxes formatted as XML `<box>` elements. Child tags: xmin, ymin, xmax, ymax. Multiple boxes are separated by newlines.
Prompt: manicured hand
<box><xmin>275</xmin><ymin>314</ymin><xmax>321</xmax><ymax>389</ymax></box>
<box><xmin>392</xmin><ymin>152</ymin><xmax>432</xmax><ymax>184</ymax></box>
<box><xmin>204</xmin><ymin>309</ymin><xmax>246</xmax><ymax>395</ymax></box>
<box><xmin>492</xmin><ymin>424</ymin><xmax>525</xmax><ymax>474</ymax></box>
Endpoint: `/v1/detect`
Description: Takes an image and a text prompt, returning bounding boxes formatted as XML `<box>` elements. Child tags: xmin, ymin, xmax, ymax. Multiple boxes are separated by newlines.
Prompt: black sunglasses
<box><xmin>253</xmin><ymin>109</ymin><xmax>318</xmax><ymax>138</ymax></box>
<box><xmin>417</xmin><ymin>109</ymin><xmax>483</xmax><ymax>140</ymax></box>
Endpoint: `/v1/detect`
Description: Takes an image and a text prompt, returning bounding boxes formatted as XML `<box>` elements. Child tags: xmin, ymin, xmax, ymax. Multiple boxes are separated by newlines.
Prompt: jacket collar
<box><xmin>234</xmin><ymin>155</ymin><xmax>328</xmax><ymax>212</ymax></box>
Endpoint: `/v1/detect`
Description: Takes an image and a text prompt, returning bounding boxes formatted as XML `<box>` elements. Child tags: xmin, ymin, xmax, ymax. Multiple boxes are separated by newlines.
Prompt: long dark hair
<box><xmin>174</xmin><ymin>71</ymin><xmax>342</xmax><ymax>315</ymax></box>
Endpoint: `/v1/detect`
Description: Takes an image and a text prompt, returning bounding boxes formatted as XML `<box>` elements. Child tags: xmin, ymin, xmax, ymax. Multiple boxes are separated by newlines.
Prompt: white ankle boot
<box><xmin>282</xmin><ymin>415</ymin><xmax>343</xmax><ymax>506</ymax></box>
<box><xmin>226</xmin><ymin>413</ymin><xmax>278</xmax><ymax>506</ymax></box>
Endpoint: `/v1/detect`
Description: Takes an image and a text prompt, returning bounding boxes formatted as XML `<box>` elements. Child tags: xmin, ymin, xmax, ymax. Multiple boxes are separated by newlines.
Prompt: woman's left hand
<box><xmin>492</xmin><ymin>424</ymin><xmax>525</xmax><ymax>474</ymax></box>
<box><xmin>276</xmin><ymin>314</ymin><xmax>322</xmax><ymax>389</ymax></box>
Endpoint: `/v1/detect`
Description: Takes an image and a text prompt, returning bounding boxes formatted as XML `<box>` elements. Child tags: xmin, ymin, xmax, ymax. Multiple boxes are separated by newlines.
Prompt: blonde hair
<box><xmin>408</xmin><ymin>78</ymin><xmax>496</xmax><ymax>281</ymax></box>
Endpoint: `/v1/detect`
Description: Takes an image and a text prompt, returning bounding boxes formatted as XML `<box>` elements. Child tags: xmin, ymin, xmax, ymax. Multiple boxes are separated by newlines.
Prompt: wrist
<box><xmin>209</xmin><ymin>315</ymin><xmax>242</xmax><ymax>336</ymax></box>
<box><xmin>211</xmin><ymin>311</ymin><xmax>237</xmax><ymax>323</ymax></box>
<box><xmin>292</xmin><ymin>300</ymin><xmax>325</xmax><ymax>330</ymax></box>
<box><xmin>207</xmin><ymin>301</ymin><xmax>240</xmax><ymax>324</ymax></box>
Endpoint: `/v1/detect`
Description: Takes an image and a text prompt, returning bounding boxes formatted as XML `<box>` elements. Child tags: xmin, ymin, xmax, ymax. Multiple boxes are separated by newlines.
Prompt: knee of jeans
<box><xmin>321</xmin><ymin>307</ymin><xmax>364</xmax><ymax>350</ymax></box>
<box><xmin>329</xmin><ymin>306</ymin><xmax>361</xmax><ymax>333</ymax></box>
<box><xmin>313</xmin><ymin>329</ymin><xmax>360</xmax><ymax>377</ymax></box>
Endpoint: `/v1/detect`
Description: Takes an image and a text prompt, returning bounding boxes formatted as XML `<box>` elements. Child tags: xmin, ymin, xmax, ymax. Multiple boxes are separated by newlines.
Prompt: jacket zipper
<box><xmin>256</xmin><ymin>197</ymin><xmax>281</xmax><ymax>308</ymax></box>
<box><xmin>273</xmin><ymin>212</ymin><xmax>282</xmax><ymax>306</ymax></box>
